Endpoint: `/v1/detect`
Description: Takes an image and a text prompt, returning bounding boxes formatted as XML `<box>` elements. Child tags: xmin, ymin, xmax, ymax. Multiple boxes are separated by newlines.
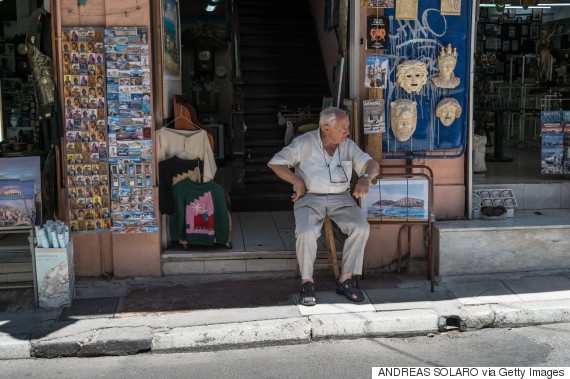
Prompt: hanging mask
<box><xmin>436</xmin><ymin>98</ymin><xmax>462</xmax><ymax>127</ymax></box>
<box><xmin>396</xmin><ymin>60</ymin><xmax>428</xmax><ymax>94</ymax></box>
<box><xmin>390</xmin><ymin>99</ymin><xmax>417</xmax><ymax>142</ymax></box>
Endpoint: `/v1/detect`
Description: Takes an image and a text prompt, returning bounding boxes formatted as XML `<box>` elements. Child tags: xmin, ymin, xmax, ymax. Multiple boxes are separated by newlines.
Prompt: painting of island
<box><xmin>361</xmin><ymin>178</ymin><xmax>428</xmax><ymax>221</ymax></box>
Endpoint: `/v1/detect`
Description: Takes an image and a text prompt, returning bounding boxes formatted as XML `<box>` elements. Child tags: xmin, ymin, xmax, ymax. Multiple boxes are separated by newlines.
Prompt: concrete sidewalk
<box><xmin>2</xmin><ymin>269</ymin><xmax>570</xmax><ymax>359</ymax></box>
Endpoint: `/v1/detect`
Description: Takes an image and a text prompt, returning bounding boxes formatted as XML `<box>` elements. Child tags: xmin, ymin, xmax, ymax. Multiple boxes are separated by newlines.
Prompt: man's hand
<box><xmin>292</xmin><ymin>180</ymin><xmax>307</xmax><ymax>202</ymax></box>
<box><xmin>353</xmin><ymin>176</ymin><xmax>371</xmax><ymax>199</ymax></box>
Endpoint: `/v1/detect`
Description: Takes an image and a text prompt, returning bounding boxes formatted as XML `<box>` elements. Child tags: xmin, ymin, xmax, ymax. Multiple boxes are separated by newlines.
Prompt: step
<box><xmin>244</xmin><ymin>139</ymin><xmax>283</xmax><ymax>147</ymax></box>
<box><xmin>435</xmin><ymin>209</ymin><xmax>570</xmax><ymax>276</ymax></box>
<box><xmin>473</xmin><ymin>182</ymin><xmax>570</xmax><ymax>210</ymax></box>
<box><xmin>0</xmin><ymin>260</ymin><xmax>34</xmax><ymax>283</ymax></box>
<box><xmin>162</xmin><ymin>251</ymin><xmax>339</xmax><ymax>276</ymax></box>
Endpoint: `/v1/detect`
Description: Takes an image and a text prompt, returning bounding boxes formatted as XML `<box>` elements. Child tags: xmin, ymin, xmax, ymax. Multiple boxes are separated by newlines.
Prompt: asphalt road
<box><xmin>3</xmin><ymin>323</ymin><xmax>570</xmax><ymax>379</ymax></box>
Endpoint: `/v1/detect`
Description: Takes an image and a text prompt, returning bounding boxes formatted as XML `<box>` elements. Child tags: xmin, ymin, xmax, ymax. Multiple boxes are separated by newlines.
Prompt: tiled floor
<box><xmin>165</xmin><ymin>211</ymin><xmax>327</xmax><ymax>254</ymax></box>
<box><xmin>474</xmin><ymin>146</ymin><xmax>551</xmax><ymax>184</ymax></box>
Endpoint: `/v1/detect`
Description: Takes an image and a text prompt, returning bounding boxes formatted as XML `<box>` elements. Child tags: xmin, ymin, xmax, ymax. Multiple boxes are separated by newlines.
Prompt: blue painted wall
<box><xmin>380</xmin><ymin>1</ymin><xmax>473</xmax><ymax>156</ymax></box>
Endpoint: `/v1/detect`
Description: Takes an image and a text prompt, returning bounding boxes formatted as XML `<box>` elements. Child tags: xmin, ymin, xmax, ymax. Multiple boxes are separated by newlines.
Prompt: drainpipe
<box><xmin>348</xmin><ymin>0</ymin><xmax>360</xmax><ymax>101</ymax></box>
<box><xmin>467</xmin><ymin>0</ymin><xmax>478</xmax><ymax>220</ymax></box>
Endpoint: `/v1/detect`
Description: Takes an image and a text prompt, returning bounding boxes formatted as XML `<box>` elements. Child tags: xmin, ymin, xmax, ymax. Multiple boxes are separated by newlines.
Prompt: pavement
<box><xmin>2</xmin><ymin>268</ymin><xmax>570</xmax><ymax>359</ymax></box>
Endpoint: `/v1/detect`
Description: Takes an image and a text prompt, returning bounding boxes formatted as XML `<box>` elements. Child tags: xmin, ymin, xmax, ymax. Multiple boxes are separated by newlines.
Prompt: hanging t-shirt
<box><xmin>158</xmin><ymin>156</ymin><xmax>204</xmax><ymax>214</ymax></box>
<box><xmin>170</xmin><ymin>179</ymin><xmax>230</xmax><ymax>247</ymax></box>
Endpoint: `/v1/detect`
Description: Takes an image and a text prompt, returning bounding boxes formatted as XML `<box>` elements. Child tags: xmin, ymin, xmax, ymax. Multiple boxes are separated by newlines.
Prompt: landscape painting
<box><xmin>0</xmin><ymin>157</ymin><xmax>42</xmax><ymax>226</ymax></box>
<box><xmin>361</xmin><ymin>178</ymin><xmax>428</xmax><ymax>222</ymax></box>
<box><xmin>0</xmin><ymin>180</ymin><xmax>36</xmax><ymax>227</ymax></box>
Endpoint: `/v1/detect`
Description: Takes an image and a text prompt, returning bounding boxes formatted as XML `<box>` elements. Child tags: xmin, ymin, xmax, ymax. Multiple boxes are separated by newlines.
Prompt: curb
<box><xmin>152</xmin><ymin>318</ymin><xmax>312</xmax><ymax>353</ymax></box>
<box><xmin>309</xmin><ymin>309</ymin><xmax>439</xmax><ymax>339</ymax></box>
<box><xmin>4</xmin><ymin>299</ymin><xmax>570</xmax><ymax>359</ymax></box>
<box><xmin>0</xmin><ymin>334</ymin><xmax>31</xmax><ymax>360</ymax></box>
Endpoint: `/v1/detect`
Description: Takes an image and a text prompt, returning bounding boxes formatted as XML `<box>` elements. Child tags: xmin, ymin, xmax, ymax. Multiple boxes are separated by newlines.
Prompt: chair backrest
<box><xmin>173</xmin><ymin>95</ymin><xmax>215</xmax><ymax>151</ymax></box>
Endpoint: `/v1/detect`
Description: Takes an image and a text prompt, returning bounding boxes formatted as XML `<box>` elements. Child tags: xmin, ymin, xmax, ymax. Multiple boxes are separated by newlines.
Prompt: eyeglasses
<box><xmin>328</xmin><ymin>163</ymin><xmax>348</xmax><ymax>184</ymax></box>
<box><xmin>323</xmin><ymin>145</ymin><xmax>348</xmax><ymax>184</ymax></box>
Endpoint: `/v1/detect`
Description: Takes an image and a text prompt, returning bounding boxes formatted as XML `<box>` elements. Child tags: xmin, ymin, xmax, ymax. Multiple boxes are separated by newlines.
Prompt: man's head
<box><xmin>320</xmin><ymin>107</ymin><xmax>350</xmax><ymax>145</ymax></box>
<box><xmin>436</xmin><ymin>98</ymin><xmax>462</xmax><ymax>127</ymax></box>
<box><xmin>396</xmin><ymin>60</ymin><xmax>428</xmax><ymax>94</ymax></box>
<box><xmin>390</xmin><ymin>99</ymin><xmax>417</xmax><ymax>142</ymax></box>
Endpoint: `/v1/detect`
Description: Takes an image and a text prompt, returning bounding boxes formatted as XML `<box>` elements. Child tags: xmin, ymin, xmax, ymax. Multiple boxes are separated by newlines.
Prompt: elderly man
<box><xmin>268</xmin><ymin>107</ymin><xmax>379</xmax><ymax>306</ymax></box>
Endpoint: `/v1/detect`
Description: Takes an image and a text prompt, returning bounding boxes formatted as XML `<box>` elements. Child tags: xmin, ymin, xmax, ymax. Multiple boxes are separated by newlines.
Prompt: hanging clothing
<box><xmin>158</xmin><ymin>156</ymin><xmax>204</xmax><ymax>215</ymax></box>
<box><xmin>170</xmin><ymin>179</ymin><xmax>230</xmax><ymax>247</ymax></box>
<box><xmin>155</xmin><ymin>128</ymin><xmax>217</xmax><ymax>180</ymax></box>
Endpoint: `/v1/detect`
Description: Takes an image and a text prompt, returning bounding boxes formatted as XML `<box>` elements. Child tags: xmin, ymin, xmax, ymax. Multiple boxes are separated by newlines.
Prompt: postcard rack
<box><xmin>373</xmin><ymin>164</ymin><xmax>435</xmax><ymax>292</ymax></box>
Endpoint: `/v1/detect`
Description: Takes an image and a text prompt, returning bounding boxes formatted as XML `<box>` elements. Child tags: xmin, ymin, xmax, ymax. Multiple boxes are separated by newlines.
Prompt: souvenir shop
<box><xmin>0</xmin><ymin>0</ymin><xmax>478</xmax><ymax>281</ymax></box>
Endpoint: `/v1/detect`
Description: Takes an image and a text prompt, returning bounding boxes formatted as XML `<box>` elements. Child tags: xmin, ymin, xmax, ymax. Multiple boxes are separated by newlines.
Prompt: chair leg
<box><xmin>324</xmin><ymin>217</ymin><xmax>339</xmax><ymax>278</ymax></box>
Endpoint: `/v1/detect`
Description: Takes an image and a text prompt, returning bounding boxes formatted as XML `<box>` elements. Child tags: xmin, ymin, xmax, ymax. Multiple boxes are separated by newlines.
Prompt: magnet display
<box><xmin>105</xmin><ymin>27</ymin><xmax>156</xmax><ymax>234</ymax></box>
<box><xmin>62</xmin><ymin>28</ymin><xmax>110</xmax><ymax>232</ymax></box>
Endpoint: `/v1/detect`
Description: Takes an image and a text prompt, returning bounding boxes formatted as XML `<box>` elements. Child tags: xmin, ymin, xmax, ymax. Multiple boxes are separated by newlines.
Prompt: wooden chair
<box><xmin>295</xmin><ymin>216</ymin><xmax>340</xmax><ymax>278</ymax></box>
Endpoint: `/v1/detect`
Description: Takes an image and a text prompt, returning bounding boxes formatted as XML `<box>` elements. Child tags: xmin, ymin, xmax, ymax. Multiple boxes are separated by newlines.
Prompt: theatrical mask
<box><xmin>436</xmin><ymin>98</ymin><xmax>462</xmax><ymax>127</ymax></box>
<box><xmin>431</xmin><ymin>44</ymin><xmax>460</xmax><ymax>89</ymax></box>
<box><xmin>396</xmin><ymin>60</ymin><xmax>428</xmax><ymax>94</ymax></box>
<box><xmin>390</xmin><ymin>99</ymin><xmax>417</xmax><ymax>142</ymax></box>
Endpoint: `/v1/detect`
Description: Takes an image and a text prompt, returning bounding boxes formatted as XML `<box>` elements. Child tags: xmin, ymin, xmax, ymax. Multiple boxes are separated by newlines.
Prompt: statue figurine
<box><xmin>536</xmin><ymin>24</ymin><xmax>558</xmax><ymax>82</ymax></box>
<box><xmin>472</xmin><ymin>134</ymin><xmax>487</xmax><ymax>173</ymax></box>
<box><xmin>431</xmin><ymin>44</ymin><xmax>460</xmax><ymax>89</ymax></box>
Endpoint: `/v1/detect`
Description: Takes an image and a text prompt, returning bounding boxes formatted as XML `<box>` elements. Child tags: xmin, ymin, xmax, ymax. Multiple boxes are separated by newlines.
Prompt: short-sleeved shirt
<box><xmin>268</xmin><ymin>129</ymin><xmax>372</xmax><ymax>194</ymax></box>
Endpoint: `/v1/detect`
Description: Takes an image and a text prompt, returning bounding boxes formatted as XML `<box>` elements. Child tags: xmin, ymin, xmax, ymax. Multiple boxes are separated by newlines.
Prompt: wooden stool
<box><xmin>295</xmin><ymin>216</ymin><xmax>340</xmax><ymax>278</ymax></box>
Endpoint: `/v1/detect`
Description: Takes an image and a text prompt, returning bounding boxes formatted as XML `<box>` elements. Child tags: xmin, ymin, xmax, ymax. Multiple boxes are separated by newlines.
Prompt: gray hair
<box><xmin>319</xmin><ymin>107</ymin><xmax>348</xmax><ymax>129</ymax></box>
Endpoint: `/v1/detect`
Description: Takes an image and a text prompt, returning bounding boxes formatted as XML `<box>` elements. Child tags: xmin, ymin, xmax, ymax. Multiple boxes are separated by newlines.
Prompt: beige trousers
<box><xmin>294</xmin><ymin>192</ymin><xmax>370</xmax><ymax>279</ymax></box>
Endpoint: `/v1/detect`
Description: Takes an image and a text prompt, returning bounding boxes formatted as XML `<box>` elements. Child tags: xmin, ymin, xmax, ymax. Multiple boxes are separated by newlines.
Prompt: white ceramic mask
<box><xmin>390</xmin><ymin>99</ymin><xmax>417</xmax><ymax>141</ymax></box>
<box><xmin>436</xmin><ymin>98</ymin><xmax>462</xmax><ymax>126</ymax></box>
<box><xmin>396</xmin><ymin>60</ymin><xmax>428</xmax><ymax>94</ymax></box>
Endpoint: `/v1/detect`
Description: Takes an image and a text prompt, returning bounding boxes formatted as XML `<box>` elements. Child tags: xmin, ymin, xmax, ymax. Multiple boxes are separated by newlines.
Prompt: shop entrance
<box><xmin>473</xmin><ymin>2</ymin><xmax>570</xmax><ymax>183</ymax></box>
<box><xmin>160</xmin><ymin>0</ymin><xmax>335</xmax><ymax>255</ymax></box>
<box><xmin>177</xmin><ymin>0</ymin><xmax>331</xmax><ymax>212</ymax></box>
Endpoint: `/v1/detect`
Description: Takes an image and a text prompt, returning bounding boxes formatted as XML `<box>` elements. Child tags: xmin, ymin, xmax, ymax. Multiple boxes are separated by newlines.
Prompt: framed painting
<box><xmin>0</xmin><ymin>180</ymin><xmax>37</xmax><ymax>228</ymax></box>
<box><xmin>532</xmin><ymin>8</ymin><xmax>542</xmax><ymax>22</ymax></box>
<box><xmin>0</xmin><ymin>156</ymin><xmax>41</xmax><ymax>227</ymax></box>
<box><xmin>530</xmin><ymin>25</ymin><xmax>540</xmax><ymax>39</ymax></box>
<box><xmin>161</xmin><ymin>0</ymin><xmax>181</xmax><ymax>80</ymax></box>
<box><xmin>360</xmin><ymin>178</ymin><xmax>429</xmax><ymax>222</ymax></box>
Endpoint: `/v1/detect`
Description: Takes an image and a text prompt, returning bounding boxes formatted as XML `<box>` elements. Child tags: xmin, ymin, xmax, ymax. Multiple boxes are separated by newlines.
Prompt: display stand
<box><xmin>373</xmin><ymin>164</ymin><xmax>436</xmax><ymax>292</ymax></box>
<box><xmin>33</xmin><ymin>239</ymin><xmax>75</xmax><ymax>308</ymax></box>
<box><xmin>0</xmin><ymin>226</ymin><xmax>36</xmax><ymax>303</ymax></box>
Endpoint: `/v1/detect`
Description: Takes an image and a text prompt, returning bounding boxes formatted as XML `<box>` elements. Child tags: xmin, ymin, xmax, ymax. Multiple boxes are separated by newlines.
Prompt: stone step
<box><xmin>0</xmin><ymin>260</ymin><xmax>34</xmax><ymax>283</ymax></box>
<box><xmin>473</xmin><ymin>182</ymin><xmax>570</xmax><ymax>210</ymax></box>
<box><xmin>436</xmin><ymin>209</ymin><xmax>570</xmax><ymax>276</ymax></box>
<box><xmin>162</xmin><ymin>250</ymin><xmax>342</xmax><ymax>276</ymax></box>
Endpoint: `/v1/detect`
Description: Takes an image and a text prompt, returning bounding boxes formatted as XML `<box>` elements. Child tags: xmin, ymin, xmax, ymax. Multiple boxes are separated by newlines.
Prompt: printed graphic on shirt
<box><xmin>185</xmin><ymin>191</ymin><xmax>215</xmax><ymax>235</ymax></box>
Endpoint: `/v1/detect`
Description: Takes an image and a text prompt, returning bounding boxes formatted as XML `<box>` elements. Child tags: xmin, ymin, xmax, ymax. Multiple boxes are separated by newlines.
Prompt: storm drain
<box><xmin>444</xmin><ymin>315</ymin><xmax>463</xmax><ymax>331</ymax></box>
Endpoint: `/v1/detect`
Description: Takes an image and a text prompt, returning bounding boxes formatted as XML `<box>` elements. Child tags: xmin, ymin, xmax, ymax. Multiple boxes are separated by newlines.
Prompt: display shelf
<box><xmin>0</xmin><ymin>227</ymin><xmax>35</xmax><ymax>298</ymax></box>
